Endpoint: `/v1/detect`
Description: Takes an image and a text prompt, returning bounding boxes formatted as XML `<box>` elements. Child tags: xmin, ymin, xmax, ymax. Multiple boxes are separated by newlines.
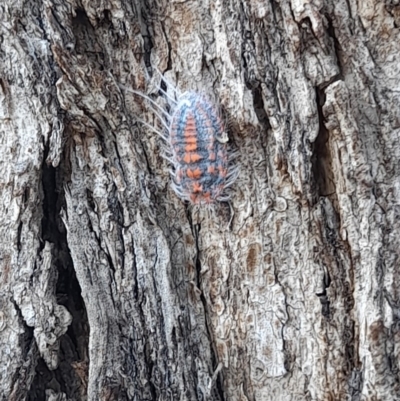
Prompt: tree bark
<box><xmin>1</xmin><ymin>0</ymin><xmax>400</xmax><ymax>400</ymax></box>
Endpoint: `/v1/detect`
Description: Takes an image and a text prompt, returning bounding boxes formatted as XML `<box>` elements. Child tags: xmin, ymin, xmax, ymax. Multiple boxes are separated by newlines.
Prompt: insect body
<box><xmin>169</xmin><ymin>92</ymin><xmax>233</xmax><ymax>204</ymax></box>
<box><xmin>121</xmin><ymin>70</ymin><xmax>238</xmax><ymax>204</ymax></box>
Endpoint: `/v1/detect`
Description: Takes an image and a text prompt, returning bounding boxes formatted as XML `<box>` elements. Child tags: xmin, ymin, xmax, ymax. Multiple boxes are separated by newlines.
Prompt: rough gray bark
<box><xmin>1</xmin><ymin>0</ymin><xmax>400</xmax><ymax>400</ymax></box>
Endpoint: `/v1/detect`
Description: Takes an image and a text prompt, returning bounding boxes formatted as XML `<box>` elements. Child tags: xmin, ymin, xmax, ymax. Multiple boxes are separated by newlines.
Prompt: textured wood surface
<box><xmin>1</xmin><ymin>0</ymin><xmax>400</xmax><ymax>400</ymax></box>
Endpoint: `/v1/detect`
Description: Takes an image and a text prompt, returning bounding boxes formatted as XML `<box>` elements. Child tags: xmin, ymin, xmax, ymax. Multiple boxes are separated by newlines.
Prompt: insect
<box><xmin>120</xmin><ymin>69</ymin><xmax>238</xmax><ymax>204</ymax></box>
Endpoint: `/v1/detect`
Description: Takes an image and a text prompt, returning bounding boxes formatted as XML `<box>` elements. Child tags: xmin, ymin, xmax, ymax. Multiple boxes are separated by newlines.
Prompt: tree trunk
<box><xmin>1</xmin><ymin>0</ymin><xmax>400</xmax><ymax>400</ymax></box>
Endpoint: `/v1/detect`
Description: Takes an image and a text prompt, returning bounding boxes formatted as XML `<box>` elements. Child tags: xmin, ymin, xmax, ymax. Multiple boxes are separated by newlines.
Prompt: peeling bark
<box><xmin>1</xmin><ymin>0</ymin><xmax>400</xmax><ymax>400</ymax></box>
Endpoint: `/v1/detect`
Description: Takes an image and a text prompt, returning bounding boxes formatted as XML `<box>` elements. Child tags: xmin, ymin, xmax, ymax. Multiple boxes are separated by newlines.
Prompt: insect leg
<box><xmin>119</xmin><ymin>85</ymin><xmax>171</xmax><ymax>121</ymax></box>
<box><xmin>135</xmin><ymin>119</ymin><xmax>169</xmax><ymax>142</ymax></box>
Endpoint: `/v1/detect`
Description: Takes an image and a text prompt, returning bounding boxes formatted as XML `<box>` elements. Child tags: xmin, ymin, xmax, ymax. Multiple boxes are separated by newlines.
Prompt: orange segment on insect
<box><xmin>187</xmin><ymin>168</ymin><xmax>202</xmax><ymax>179</ymax></box>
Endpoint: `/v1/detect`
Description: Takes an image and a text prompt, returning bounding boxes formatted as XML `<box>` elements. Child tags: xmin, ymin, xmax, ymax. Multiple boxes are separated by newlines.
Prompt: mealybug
<box><xmin>121</xmin><ymin>69</ymin><xmax>238</xmax><ymax>204</ymax></box>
